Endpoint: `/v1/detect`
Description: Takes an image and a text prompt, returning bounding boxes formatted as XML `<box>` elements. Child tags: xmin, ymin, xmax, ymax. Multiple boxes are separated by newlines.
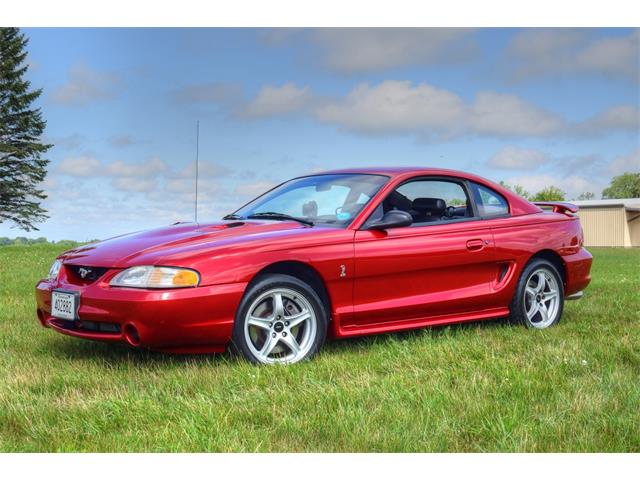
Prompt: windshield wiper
<box><xmin>247</xmin><ymin>212</ymin><xmax>314</xmax><ymax>226</ymax></box>
<box><xmin>222</xmin><ymin>213</ymin><xmax>244</xmax><ymax>220</ymax></box>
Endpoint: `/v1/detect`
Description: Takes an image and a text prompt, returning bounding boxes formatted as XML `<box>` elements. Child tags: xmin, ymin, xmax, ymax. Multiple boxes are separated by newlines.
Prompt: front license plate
<box><xmin>51</xmin><ymin>290</ymin><xmax>79</xmax><ymax>320</ymax></box>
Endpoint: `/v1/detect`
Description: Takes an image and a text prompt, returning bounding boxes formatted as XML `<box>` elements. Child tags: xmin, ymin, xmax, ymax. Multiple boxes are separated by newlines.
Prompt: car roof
<box><xmin>316</xmin><ymin>166</ymin><xmax>476</xmax><ymax>178</ymax></box>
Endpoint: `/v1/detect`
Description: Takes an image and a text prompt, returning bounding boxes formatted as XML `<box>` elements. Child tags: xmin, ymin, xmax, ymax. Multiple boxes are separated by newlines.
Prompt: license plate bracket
<box><xmin>51</xmin><ymin>289</ymin><xmax>80</xmax><ymax>321</ymax></box>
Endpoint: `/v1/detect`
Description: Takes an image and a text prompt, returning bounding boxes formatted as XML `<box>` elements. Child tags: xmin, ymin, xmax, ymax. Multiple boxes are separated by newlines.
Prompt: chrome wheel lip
<box><xmin>243</xmin><ymin>287</ymin><xmax>317</xmax><ymax>365</ymax></box>
<box><xmin>524</xmin><ymin>268</ymin><xmax>561</xmax><ymax>328</ymax></box>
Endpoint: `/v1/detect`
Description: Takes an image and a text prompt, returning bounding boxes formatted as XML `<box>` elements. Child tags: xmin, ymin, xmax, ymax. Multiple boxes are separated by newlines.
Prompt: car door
<box><xmin>351</xmin><ymin>176</ymin><xmax>498</xmax><ymax>326</ymax></box>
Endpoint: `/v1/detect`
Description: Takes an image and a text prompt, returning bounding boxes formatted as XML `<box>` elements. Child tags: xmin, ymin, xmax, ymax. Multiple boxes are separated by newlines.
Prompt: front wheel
<box><xmin>510</xmin><ymin>259</ymin><xmax>564</xmax><ymax>329</ymax></box>
<box><xmin>232</xmin><ymin>274</ymin><xmax>328</xmax><ymax>364</ymax></box>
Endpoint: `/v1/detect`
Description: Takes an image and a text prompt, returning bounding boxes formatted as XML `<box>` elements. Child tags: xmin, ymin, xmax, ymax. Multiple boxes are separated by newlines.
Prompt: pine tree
<box><xmin>0</xmin><ymin>27</ymin><xmax>51</xmax><ymax>231</ymax></box>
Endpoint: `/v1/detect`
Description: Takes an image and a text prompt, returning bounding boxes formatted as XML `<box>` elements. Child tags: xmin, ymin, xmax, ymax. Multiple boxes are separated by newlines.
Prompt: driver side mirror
<box><xmin>367</xmin><ymin>210</ymin><xmax>413</xmax><ymax>230</ymax></box>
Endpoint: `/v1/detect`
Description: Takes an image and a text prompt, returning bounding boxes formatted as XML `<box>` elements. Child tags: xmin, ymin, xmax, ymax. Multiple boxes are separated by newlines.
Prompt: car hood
<box><xmin>59</xmin><ymin>220</ymin><xmax>333</xmax><ymax>267</ymax></box>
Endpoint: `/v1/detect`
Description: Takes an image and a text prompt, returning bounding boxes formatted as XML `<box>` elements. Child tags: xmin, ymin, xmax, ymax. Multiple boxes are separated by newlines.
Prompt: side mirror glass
<box><xmin>368</xmin><ymin>210</ymin><xmax>413</xmax><ymax>230</ymax></box>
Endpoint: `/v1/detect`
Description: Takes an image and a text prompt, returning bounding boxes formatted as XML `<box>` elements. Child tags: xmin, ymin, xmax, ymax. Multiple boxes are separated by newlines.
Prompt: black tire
<box><xmin>232</xmin><ymin>274</ymin><xmax>328</xmax><ymax>364</ymax></box>
<box><xmin>509</xmin><ymin>258</ymin><xmax>564</xmax><ymax>329</ymax></box>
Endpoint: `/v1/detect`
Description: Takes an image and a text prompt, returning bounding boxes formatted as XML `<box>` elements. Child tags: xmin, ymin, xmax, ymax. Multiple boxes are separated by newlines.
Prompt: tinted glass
<box><xmin>233</xmin><ymin>174</ymin><xmax>389</xmax><ymax>226</ymax></box>
<box><xmin>471</xmin><ymin>182</ymin><xmax>510</xmax><ymax>217</ymax></box>
<box><xmin>367</xmin><ymin>178</ymin><xmax>472</xmax><ymax>226</ymax></box>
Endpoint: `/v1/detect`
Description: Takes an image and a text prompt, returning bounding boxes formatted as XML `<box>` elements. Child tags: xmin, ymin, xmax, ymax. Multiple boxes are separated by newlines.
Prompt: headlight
<box><xmin>110</xmin><ymin>266</ymin><xmax>200</xmax><ymax>289</ymax></box>
<box><xmin>48</xmin><ymin>259</ymin><xmax>62</xmax><ymax>280</ymax></box>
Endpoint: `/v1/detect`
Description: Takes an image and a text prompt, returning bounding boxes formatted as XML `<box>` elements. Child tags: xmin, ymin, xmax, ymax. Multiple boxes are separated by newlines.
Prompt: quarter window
<box><xmin>471</xmin><ymin>183</ymin><xmax>509</xmax><ymax>217</ymax></box>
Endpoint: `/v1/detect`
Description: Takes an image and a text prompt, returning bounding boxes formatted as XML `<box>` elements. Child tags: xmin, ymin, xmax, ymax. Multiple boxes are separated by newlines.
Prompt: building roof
<box><xmin>572</xmin><ymin>198</ymin><xmax>640</xmax><ymax>211</ymax></box>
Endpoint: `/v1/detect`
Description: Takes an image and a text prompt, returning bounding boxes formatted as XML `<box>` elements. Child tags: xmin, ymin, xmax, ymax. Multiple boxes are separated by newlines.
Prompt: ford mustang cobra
<box><xmin>36</xmin><ymin>167</ymin><xmax>592</xmax><ymax>364</ymax></box>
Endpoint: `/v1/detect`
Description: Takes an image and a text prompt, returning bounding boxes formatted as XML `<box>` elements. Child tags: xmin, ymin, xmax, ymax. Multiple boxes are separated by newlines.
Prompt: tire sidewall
<box><xmin>231</xmin><ymin>274</ymin><xmax>328</xmax><ymax>364</ymax></box>
<box><xmin>514</xmin><ymin>259</ymin><xmax>565</xmax><ymax>329</ymax></box>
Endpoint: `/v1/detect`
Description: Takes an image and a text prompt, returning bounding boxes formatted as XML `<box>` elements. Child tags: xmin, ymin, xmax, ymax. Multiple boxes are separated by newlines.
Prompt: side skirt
<box><xmin>334</xmin><ymin>307</ymin><xmax>510</xmax><ymax>338</ymax></box>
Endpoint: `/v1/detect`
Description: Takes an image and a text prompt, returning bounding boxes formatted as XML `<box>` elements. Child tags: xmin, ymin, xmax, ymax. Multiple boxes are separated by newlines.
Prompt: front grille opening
<box><xmin>56</xmin><ymin>319</ymin><xmax>121</xmax><ymax>334</ymax></box>
<box><xmin>66</xmin><ymin>265</ymin><xmax>108</xmax><ymax>284</ymax></box>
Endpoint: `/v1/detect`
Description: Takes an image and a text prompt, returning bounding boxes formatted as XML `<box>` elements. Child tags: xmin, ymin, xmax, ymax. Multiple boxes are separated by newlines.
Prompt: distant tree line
<box><xmin>501</xmin><ymin>172</ymin><xmax>640</xmax><ymax>202</ymax></box>
<box><xmin>0</xmin><ymin>237</ymin><xmax>98</xmax><ymax>247</ymax></box>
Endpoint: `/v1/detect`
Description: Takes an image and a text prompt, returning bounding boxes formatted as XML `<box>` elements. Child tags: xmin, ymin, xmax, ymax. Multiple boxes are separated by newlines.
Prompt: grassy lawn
<box><xmin>0</xmin><ymin>244</ymin><xmax>638</xmax><ymax>452</ymax></box>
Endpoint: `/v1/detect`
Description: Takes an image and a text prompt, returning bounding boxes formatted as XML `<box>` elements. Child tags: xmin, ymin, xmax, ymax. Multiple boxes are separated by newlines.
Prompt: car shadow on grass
<box><xmin>45</xmin><ymin>336</ymin><xmax>231</xmax><ymax>367</ymax></box>
<box><xmin>44</xmin><ymin>316</ymin><xmax>511</xmax><ymax>365</ymax></box>
<box><xmin>324</xmin><ymin>316</ymin><xmax>510</xmax><ymax>354</ymax></box>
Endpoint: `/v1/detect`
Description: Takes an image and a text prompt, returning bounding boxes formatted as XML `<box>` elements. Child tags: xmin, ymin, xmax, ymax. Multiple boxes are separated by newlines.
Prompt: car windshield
<box><xmin>231</xmin><ymin>174</ymin><xmax>389</xmax><ymax>227</ymax></box>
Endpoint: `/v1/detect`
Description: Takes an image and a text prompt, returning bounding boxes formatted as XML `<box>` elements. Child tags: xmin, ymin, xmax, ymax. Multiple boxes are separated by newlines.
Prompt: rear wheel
<box><xmin>510</xmin><ymin>259</ymin><xmax>564</xmax><ymax>328</ymax></box>
<box><xmin>232</xmin><ymin>274</ymin><xmax>327</xmax><ymax>364</ymax></box>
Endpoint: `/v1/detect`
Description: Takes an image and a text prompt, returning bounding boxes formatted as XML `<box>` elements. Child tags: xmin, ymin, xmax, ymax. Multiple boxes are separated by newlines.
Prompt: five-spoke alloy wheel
<box><xmin>510</xmin><ymin>259</ymin><xmax>564</xmax><ymax>329</ymax></box>
<box><xmin>232</xmin><ymin>274</ymin><xmax>327</xmax><ymax>364</ymax></box>
<box><xmin>524</xmin><ymin>268</ymin><xmax>561</xmax><ymax>328</ymax></box>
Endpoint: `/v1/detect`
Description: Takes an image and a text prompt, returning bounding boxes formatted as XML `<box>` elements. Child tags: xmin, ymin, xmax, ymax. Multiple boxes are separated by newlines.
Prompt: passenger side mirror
<box><xmin>368</xmin><ymin>210</ymin><xmax>413</xmax><ymax>230</ymax></box>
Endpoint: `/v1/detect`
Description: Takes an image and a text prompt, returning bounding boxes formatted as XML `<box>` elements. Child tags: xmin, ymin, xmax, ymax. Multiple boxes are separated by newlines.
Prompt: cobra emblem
<box><xmin>339</xmin><ymin>264</ymin><xmax>347</xmax><ymax>278</ymax></box>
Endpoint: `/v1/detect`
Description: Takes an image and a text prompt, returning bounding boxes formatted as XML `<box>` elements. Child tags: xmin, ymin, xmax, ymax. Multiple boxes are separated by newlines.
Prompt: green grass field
<box><xmin>0</xmin><ymin>244</ymin><xmax>638</xmax><ymax>452</ymax></box>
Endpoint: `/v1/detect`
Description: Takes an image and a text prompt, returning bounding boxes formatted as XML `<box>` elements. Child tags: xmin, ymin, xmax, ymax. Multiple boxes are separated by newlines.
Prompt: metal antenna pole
<box><xmin>194</xmin><ymin>120</ymin><xmax>199</xmax><ymax>223</ymax></box>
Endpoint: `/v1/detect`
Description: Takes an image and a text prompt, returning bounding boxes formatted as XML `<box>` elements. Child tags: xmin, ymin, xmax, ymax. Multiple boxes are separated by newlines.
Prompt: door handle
<box><xmin>466</xmin><ymin>239</ymin><xmax>485</xmax><ymax>251</ymax></box>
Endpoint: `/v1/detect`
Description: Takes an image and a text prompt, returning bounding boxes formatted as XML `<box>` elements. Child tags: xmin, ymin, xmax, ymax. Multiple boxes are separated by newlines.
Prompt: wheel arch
<box><xmin>527</xmin><ymin>249</ymin><xmax>567</xmax><ymax>287</ymax></box>
<box><xmin>249</xmin><ymin>261</ymin><xmax>333</xmax><ymax>318</ymax></box>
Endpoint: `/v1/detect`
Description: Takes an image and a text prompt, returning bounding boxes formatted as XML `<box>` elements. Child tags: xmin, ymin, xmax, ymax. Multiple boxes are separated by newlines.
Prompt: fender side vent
<box><xmin>498</xmin><ymin>264</ymin><xmax>509</xmax><ymax>283</ymax></box>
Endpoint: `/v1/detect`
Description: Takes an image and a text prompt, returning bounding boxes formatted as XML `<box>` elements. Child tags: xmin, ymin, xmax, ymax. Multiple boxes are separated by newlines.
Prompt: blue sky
<box><xmin>2</xmin><ymin>28</ymin><xmax>638</xmax><ymax>241</ymax></box>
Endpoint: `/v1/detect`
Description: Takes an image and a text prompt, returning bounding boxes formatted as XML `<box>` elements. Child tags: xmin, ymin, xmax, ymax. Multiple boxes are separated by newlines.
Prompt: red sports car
<box><xmin>36</xmin><ymin>167</ymin><xmax>592</xmax><ymax>364</ymax></box>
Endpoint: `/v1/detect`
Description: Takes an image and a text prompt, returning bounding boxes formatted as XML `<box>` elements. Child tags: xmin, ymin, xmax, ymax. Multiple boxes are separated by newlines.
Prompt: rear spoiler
<box><xmin>533</xmin><ymin>201</ymin><xmax>579</xmax><ymax>215</ymax></box>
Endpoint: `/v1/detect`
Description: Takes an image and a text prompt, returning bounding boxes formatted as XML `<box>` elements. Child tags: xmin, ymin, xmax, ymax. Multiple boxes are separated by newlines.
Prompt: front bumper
<box><xmin>35</xmin><ymin>275</ymin><xmax>247</xmax><ymax>353</ymax></box>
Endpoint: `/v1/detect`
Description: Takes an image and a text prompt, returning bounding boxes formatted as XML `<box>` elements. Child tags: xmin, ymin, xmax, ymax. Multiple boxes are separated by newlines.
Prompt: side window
<box><xmin>369</xmin><ymin>178</ymin><xmax>473</xmax><ymax>226</ymax></box>
<box><xmin>471</xmin><ymin>182</ymin><xmax>509</xmax><ymax>217</ymax></box>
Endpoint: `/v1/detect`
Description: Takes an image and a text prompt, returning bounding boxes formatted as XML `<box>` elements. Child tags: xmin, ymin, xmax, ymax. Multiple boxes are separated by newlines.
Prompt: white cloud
<box><xmin>165</xmin><ymin>178</ymin><xmax>225</xmax><ymax>201</ymax></box>
<box><xmin>108</xmin><ymin>135</ymin><xmax>136</xmax><ymax>148</ymax></box>
<box><xmin>173</xmin><ymin>82</ymin><xmax>240</xmax><ymax>104</ymax></box>
<box><xmin>554</xmin><ymin>154</ymin><xmax>604</xmax><ymax>176</ymax></box>
<box><xmin>104</xmin><ymin>157</ymin><xmax>167</xmax><ymax>178</ymax></box>
<box><xmin>175</xmin><ymin>160</ymin><xmax>232</xmax><ymax>179</ymax></box>
<box><xmin>610</xmin><ymin>148</ymin><xmax>640</xmax><ymax>175</ymax></box>
<box><xmin>51</xmin><ymin>64</ymin><xmax>121</xmax><ymax>106</ymax></box>
<box><xmin>48</xmin><ymin>133</ymin><xmax>84</xmax><ymax>151</ymax></box>
<box><xmin>488</xmin><ymin>146</ymin><xmax>550</xmax><ymax>170</ymax></box>
<box><xmin>315</xmin><ymin>80</ymin><xmax>562</xmax><ymax>138</ymax></box>
<box><xmin>506</xmin><ymin>173</ymin><xmax>603</xmax><ymax>200</ymax></box>
<box><xmin>56</xmin><ymin>155</ymin><xmax>234</xmax><ymax>189</ymax></box>
<box><xmin>574</xmin><ymin>30</ymin><xmax>640</xmax><ymax>80</ymax></box>
<box><xmin>111</xmin><ymin>178</ymin><xmax>157</xmax><ymax>193</ymax></box>
<box><xmin>193</xmin><ymin>78</ymin><xmax>633</xmax><ymax>140</ymax></box>
<box><xmin>508</xmin><ymin>29</ymin><xmax>639</xmax><ymax>82</ymax></box>
<box><xmin>41</xmin><ymin>176</ymin><xmax>58</xmax><ymax>192</ymax></box>
<box><xmin>57</xmin><ymin>155</ymin><xmax>101</xmax><ymax>176</ymax></box>
<box><xmin>578</xmin><ymin>105</ymin><xmax>640</xmax><ymax>133</ymax></box>
<box><xmin>316</xmin><ymin>81</ymin><xmax>465</xmax><ymax>136</ymax></box>
<box><xmin>469</xmin><ymin>92</ymin><xmax>564</xmax><ymax>136</ymax></box>
<box><xmin>166</xmin><ymin>178</ymin><xmax>196</xmax><ymax>194</ymax></box>
<box><xmin>234</xmin><ymin>181</ymin><xmax>277</xmax><ymax>197</ymax></box>
<box><xmin>239</xmin><ymin>83</ymin><xmax>314</xmax><ymax>118</ymax></box>
<box><xmin>310</xmin><ymin>28</ymin><xmax>476</xmax><ymax>73</ymax></box>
